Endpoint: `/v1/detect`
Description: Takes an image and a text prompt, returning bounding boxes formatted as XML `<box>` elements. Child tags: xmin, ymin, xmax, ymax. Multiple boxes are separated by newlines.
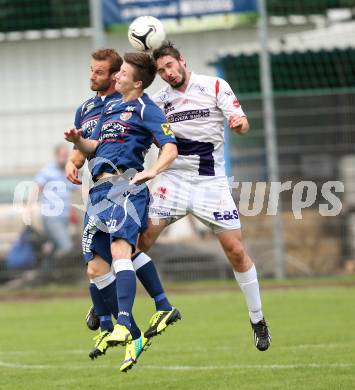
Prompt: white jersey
<box><xmin>153</xmin><ymin>72</ymin><xmax>246</xmax><ymax>177</ymax></box>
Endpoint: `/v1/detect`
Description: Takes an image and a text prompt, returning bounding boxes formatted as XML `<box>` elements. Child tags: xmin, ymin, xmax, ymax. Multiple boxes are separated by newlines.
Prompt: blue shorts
<box><xmin>82</xmin><ymin>180</ymin><xmax>149</xmax><ymax>264</ymax></box>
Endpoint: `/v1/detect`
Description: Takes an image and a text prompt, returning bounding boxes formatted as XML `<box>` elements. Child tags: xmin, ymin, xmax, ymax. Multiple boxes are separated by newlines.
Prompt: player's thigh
<box><xmin>191</xmin><ymin>179</ymin><xmax>241</xmax><ymax>233</ymax></box>
<box><xmin>144</xmin><ymin>173</ymin><xmax>189</xmax><ymax>250</ymax></box>
<box><xmin>148</xmin><ymin>172</ymin><xmax>189</xmax><ymax>221</ymax></box>
<box><xmin>111</xmin><ymin>238</ymin><xmax>132</xmax><ymax>260</ymax></box>
<box><xmin>87</xmin><ymin>254</ymin><xmax>112</xmax><ymax>279</ymax></box>
<box><xmin>108</xmin><ymin>184</ymin><xmax>150</xmax><ymax>255</ymax></box>
<box><xmin>137</xmin><ymin>218</ymin><xmax>170</xmax><ymax>252</ymax></box>
<box><xmin>82</xmin><ymin>214</ymin><xmax>112</xmax><ymax>266</ymax></box>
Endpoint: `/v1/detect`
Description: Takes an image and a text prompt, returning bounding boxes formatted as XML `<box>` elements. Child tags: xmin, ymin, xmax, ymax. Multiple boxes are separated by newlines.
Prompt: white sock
<box><xmin>112</xmin><ymin>259</ymin><xmax>134</xmax><ymax>273</ymax></box>
<box><xmin>90</xmin><ymin>271</ymin><xmax>116</xmax><ymax>290</ymax></box>
<box><xmin>132</xmin><ymin>252</ymin><xmax>151</xmax><ymax>271</ymax></box>
<box><xmin>234</xmin><ymin>264</ymin><xmax>263</xmax><ymax>324</ymax></box>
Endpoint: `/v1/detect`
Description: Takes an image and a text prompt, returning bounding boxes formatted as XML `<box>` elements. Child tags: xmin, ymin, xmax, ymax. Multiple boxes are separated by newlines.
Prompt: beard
<box><xmin>90</xmin><ymin>79</ymin><xmax>111</xmax><ymax>92</ymax></box>
<box><xmin>170</xmin><ymin>65</ymin><xmax>187</xmax><ymax>89</ymax></box>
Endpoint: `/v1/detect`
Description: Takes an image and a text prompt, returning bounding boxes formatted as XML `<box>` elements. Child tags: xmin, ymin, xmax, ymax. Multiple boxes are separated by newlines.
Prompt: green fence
<box><xmin>267</xmin><ymin>0</ymin><xmax>355</xmax><ymax>16</ymax></box>
<box><xmin>216</xmin><ymin>47</ymin><xmax>355</xmax><ymax>182</ymax></box>
<box><xmin>0</xmin><ymin>0</ymin><xmax>89</xmax><ymax>32</ymax></box>
<box><xmin>219</xmin><ymin>48</ymin><xmax>355</xmax><ymax>95</ymax></box>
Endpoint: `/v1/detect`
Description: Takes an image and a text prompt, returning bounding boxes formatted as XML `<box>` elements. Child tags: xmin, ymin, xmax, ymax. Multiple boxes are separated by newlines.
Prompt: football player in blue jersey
<box><xmin>65</xmin><ymin>52</ymin><xmax>178</xmax><ymax>372</ymax></box>
<box><xmin>66</xmin><ymin>48</ymin><xmax>123</xmax><ymax>346</ymax></box>
<box><xmin>66</xmin><ymin>48</ymin><xmax>122</xmax><ymax>185</ymax></box>
<box><xmin>65</xmin><ymin>49</ymin><xmax>181</xmax><ymax>365</ymax></box>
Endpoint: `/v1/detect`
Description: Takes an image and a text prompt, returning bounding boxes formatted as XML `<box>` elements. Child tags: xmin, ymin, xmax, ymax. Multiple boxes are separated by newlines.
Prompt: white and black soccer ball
<box><xmin>128</xmin><ymin>16</ymin><xmax>166</xmax><ymax>52</ymax></box>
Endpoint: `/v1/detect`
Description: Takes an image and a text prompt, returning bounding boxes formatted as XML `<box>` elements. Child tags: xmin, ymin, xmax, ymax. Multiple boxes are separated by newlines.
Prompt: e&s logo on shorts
<box><xmin>213</xmin><ymin>210</ymin><xmax>239</xmax><ymax>221</ymax></box>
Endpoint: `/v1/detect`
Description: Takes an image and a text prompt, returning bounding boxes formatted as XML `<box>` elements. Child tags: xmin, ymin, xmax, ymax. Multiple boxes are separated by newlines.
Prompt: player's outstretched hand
<box><xmin>64</xmin><ymin>127</ymin><xmax>83</xmax><ymax>143</ymax></box>
<box><xmin>66</xmin><ymin>160</ymin><xmax>82</xmax><ymax>185</ymax></box>
<box><xmin>130</xmin><ymin>169</ymin><xmax>157</xmax><ymax>185</ymax></box>
<box><xmin>228</xmin><ymin>114</ymin><xmax>243</xmax><ymax>129</ymax></box>
<box><xmin>228</xmin><ymin>114</ymin><xmax>249</xmax><ymax>135</ymax></box>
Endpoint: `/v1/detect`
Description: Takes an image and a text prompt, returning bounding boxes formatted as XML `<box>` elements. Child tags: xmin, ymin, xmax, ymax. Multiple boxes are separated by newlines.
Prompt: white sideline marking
<box><xmin>0</xmin><ymin>350</ymin><xmax>88</xmax><ymax>356</ymax></box>
<box><xmin>280</xmin><ymin>343</ymin><xmax>353</xmax><ymax>350</ymax></box>
<box><xmin>0</xmin><ymin>361</ymin><xmax>353</xmax><ymax>371</ymax></box>
<box><xmin>0</xmin><ymin>361</ymin><xmax>111</xmax><ymax>370</ymax></box>
<box><xmin>1</xmin><ymin>342</ymin><xmax>352</xmax><ymax>356</ymax></box>
<box><xmin>0</xmin><ymin>361</ymin><xmax>52</xmax><ymax>369</ymax></box>
<box><xmin>144</xmin><ymin>363</ymin><xmax>355</xmax><ymax>370</ymax></box>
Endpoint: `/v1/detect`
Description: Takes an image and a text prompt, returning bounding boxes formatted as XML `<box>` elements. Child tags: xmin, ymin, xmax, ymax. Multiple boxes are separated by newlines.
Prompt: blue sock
<box><xmin>154</xmin><ymin>292</ymin><xmax>172</xmax><ymax>312</ymax></box>
<box><xmin>99</xmin><ymin>315</ymin><xmax>113</xmax><ymax>332</ymax></box>
<box><xmin>89</xmin><ymin>283</ymin><xmax>113</xmax><ymax>332</ymax></box>
<box><xmin>132</xmin><ymin>252</ymin><xmax>172</xmax><ymax>312</ymax></box>
<box><xmin>100</xmin><ymin>281</ymin><xmax>119</xmax><ymax>319</ymax></box>
<box><xmin>130</xmin><ymin>315</ymin><xmax>141</xmax><ymax>340</ymax></box>
<box><xmin>113</xmin><ymin>259</ymin><xmax>139</xmax><ymax>333</ymax></box>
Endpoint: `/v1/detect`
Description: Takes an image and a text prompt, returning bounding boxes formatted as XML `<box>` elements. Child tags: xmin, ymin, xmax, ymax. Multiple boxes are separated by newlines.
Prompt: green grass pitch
<box><xmin>0</xmin><ymin>280</ymin><xmax>355</xmax><ymax>390</ymax></box>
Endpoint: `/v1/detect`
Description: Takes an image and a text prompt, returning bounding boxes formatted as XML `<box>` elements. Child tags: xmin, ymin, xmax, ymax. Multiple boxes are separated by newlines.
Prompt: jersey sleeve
<box><xmin>74</xmin><ymin>105</ymin><xmax>82</xmax><ymax>129</ymax></box>
<box><xmin>143</xmin><ymin>104</ymin><xmax>176</xmax><ymax>147</ymax></box>
<box><xmin>215</xmin><ymin>78</ymin><xmax>246</xmax><ymax>119</ymax></box>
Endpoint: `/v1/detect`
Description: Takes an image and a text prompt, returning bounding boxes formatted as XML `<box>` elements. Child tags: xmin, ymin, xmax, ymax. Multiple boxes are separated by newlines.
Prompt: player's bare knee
<box><xmin>87</xmin><ymin>266</ymin><xmax>100</xmax><ymax>280</ymax></box>
<box><xmin>87</xmin><ymin>261</ymin><xmax>109</xmax><ymax>280</ymax></box>
<box><xmin>226</xmin><ymin>242</ymin><xmax>246</xmax><ymax>268</ymax></box>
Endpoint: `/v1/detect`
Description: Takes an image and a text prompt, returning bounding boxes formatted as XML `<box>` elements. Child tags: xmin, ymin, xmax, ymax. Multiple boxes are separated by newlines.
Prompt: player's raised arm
<box><xmin>65</xmin><ymin>149</ymin><xmax>85</xmax><ymax>185</ymax></box>
<box><xmin>228</xmin><ymin>113</ymin><xmax>250</xmax><ymax>135</ymax></box>
<box><xmin>131</xmin><ymin>99</ymin><xmax>177</xmax><ymax>184</ymax></box>
<box><xmin>64</xmin><ymin>127</ymin><xmax>98</xmax><ymax>156</ymax></box>
<box><xmin>216</xmin><ymin>78</ymin><xmax>250</xmax><ymax>135</ymax></box>
<box><xmin>131</xmin><ymin>142</ymin><xmax>177</xmax><ymax>184</ymax></box>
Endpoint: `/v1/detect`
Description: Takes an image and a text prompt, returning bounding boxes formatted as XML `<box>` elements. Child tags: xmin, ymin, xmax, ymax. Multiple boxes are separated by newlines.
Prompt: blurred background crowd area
<box><xmin>1</xmin><ymin>0</ymin><xmax>355</xmax><ymax>285</ymax></box>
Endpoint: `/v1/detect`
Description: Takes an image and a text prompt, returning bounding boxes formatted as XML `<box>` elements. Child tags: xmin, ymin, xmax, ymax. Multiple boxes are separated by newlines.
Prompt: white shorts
<box><xmin>148</xmin><ymin>171</ymin><xmax>241</xmax><ymax>234</ymax></box>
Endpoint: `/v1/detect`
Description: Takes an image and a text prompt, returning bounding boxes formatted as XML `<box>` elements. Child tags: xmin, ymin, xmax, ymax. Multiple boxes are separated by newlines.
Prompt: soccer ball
<box><xmin>128</xmin><ymin>16</ymin><xmax>166</xmax><ymax>52</ymax></box>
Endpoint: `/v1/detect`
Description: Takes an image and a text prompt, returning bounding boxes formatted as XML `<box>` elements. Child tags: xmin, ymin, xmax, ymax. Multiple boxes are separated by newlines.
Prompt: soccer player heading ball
<box><xmin>138</xmin><ymin>41</ymin><xmax>271</xmax><ymax>351</ymax></box>
<box><xmin>65</xmin><ymin>51</ymin><xmax>179</xmax><ymax>372</ymax></box>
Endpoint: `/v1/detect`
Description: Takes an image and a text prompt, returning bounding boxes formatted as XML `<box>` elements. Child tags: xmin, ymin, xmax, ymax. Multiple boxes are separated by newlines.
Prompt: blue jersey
<box><xmin>74</xmin><ymin>92</ymin><xmax>121</xmax><ymax>139</ymax></box>
<box><xmin>90</xmin><ymin>93</ymin><xmax>176</xmax><ymax>178</ymax></box>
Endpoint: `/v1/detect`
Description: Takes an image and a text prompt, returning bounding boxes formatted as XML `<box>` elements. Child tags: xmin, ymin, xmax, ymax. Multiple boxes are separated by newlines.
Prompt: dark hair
<box><xmin>152</xmin><ymin>41</ymin><xmax>181</xmax><ymax>61</ymax></box>
<box><xmin>91</xmin><ymin>48</ymin><xmax>123</xmax><ymax>75</ymax></box>
<box><xmin>123</xmin><ymin>52</ymin><xmax>157</xmax><ymax>89</ymax></box>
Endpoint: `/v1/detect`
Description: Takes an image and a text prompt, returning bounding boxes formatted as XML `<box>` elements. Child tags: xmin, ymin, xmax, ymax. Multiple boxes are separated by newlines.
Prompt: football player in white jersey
<box><xmin>136</xmin><ymin>41</ymin><xmax>271</xmax><ymax>351</ymax></box>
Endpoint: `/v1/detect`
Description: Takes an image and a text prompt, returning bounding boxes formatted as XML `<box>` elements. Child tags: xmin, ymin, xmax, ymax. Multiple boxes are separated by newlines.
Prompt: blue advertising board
<box><xmin>103</xmin><ymin>0</ymin><xmax>257</xmax><ymax>25</ymax></box>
